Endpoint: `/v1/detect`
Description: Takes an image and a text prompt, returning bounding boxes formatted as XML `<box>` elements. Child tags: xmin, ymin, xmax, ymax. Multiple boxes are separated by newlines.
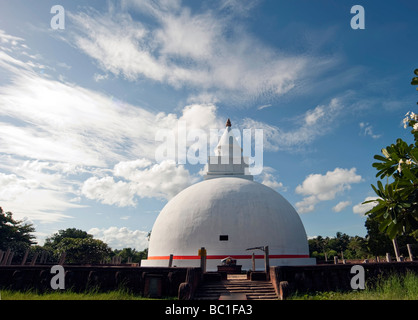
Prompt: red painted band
<box><xmin>147</xmin><ymin>254</ymin><xmax>310</xmax><ymax>260</ymax></box>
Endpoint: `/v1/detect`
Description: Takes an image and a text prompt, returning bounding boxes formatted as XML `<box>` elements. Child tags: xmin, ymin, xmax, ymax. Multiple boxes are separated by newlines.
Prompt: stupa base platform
<box><xmin>141</xmin><ymin>255</ymin><xmax>316</xmax><ymax>271</ymax></box>
<box><xmin>217</xmin><ymin>265</ymin><xmax>242</xmax><ymax>273</ymax></box>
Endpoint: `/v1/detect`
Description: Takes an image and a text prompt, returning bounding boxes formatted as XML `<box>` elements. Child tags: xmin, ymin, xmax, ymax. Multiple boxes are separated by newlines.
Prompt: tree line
<box><xmin>1</xmin><ymin>205</ymin><xmax>416</xmax><ymax>265</ymax></box>
<box><xmin>0</xmin><ymin>208</ymin><xmax>147</xmax><ymax>265</ymax></box>
<box><xmin>309</xmin><ymin>227</ymin><xmax>416</xmax><ymax>262</ymax></box>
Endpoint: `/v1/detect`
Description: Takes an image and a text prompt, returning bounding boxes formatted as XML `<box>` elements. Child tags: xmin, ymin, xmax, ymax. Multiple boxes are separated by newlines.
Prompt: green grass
<box><xmin>0</xmin><ymin>287</ymin><xmax>175</xmax><ymax>300</ymax></box>
<box><xmin>3</xmin><ymin>272</ymin><xmax>417</xmax><ymax>300</ymax></box>
<box><xmin>290</xmin><ymin>271</ymin><xmax>418</xmax><ymax>300</ymax></box>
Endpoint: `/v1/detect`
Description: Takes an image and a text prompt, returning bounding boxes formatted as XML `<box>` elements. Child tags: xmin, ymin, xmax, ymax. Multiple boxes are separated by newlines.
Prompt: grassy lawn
<box><xmin>0</xmin><ymin>287</ymin><xmax>175</xmax><ymax>300</ymax></box>
<box><xmin>2</xmin><ymin>272</ymin><xmax>417</xmax><ymax>300</ymax></box>
<box><xmin>289</xmin><ymin>271</ymin><xmax>418</xmax><ymax>300</ymax></box>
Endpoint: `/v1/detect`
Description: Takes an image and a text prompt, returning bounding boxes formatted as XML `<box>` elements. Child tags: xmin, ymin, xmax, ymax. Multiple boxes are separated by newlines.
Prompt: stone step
<box><xmin>197</xmin><ymin>280</ymin><xmax>275</xmax><ymax>286</ymax></box>
<box><xmin>219</xmin><ymin>283</ymin><xmax>272</xmax><ymax>287</ymax></box>
<box><xmin>199</xmin><ymin>286</ymin><xmax>276</xmax><ymax>291</ymax></box>
<box><xmin>194</xmin><ymin>279</ymin><xmax>278</xmax><ymax>300</ymax></box>
<box><xmin>194</xmin><ymin>296</ymin><xmax>277</xmax><ymax>300</ymax></box>
<box><xmin>196</xmin><ymin>285</ymin><xmax>275</xmax><ymax>291</ymax></box>
<box><xmin>247</xmin><ymin>296</ymin><xmax>278</xmax><ymax>300</ymax></box>
<box><xmin>194</xmin><ymin>293</ymin><xmax>225</xmax><ymax>298</ymax></box>
<box><xmin>195</xmin><ymin>291</ymin><xmax>276</xmax><ymax>296</ymax></box>
<box><xmin>200</xmin><ymin>286</ymin><xmax>272</xmax><ymax>291</ymax></box>
<box><xmin>201</xmin><ymin>281</ymin><xmax>275</xmax><ymax>286</ymax></box>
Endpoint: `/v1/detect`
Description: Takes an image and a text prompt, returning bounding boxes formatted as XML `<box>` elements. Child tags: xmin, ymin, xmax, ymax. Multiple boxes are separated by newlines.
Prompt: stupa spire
<box><xmin>204</xmin><ymin>118</ymin><xmax>253</xmax><ymax>181</ymax></box>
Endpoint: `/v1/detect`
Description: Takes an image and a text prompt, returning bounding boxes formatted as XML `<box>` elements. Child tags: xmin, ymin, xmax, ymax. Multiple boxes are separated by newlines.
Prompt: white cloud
<box><xmin>332</xmin><ymin>200</ymin><xmax>351</xmax><ymax>212</ymax></box>
<box><xmin>295</xmin><ymin>168</ymin><xmax>363</xmax><ymax>213</ymax></box>
<box><xmin>260</xmin><ymin>173</ymin><xmax>284</xmax><ymax>190</ymax></box>
<box><xmin>113</xmin><ymin>159</ymin><xmax>153</xmax><ymax>179</ymax></box>
<box><xmin>295</xmin><ymin>195</ymin><xmax>318</xmax><ymax>214</ymax></box>
<box><xmin>67</xmin><ymin>3</ymin><xmax>326</xmax><ymax>104</ymax></box>
<box><xmin>0</xmin><ymin>158</ymin><xmax>88</xmax><ymax>224</ymax></box>
<box><xmin>219</xmin><ymin>0</ymin><xmax>261</xmax><ymax>17</ymax></box>
<box><xmin>0</xmin><ymin>70</ymin><xmax>159</xmax><ymax>166</ymax></box>
<box><xmin>155</xmin><ymin>9</ymin><xmax>221</xmax><ymax>61</ymax></box>
<box><xmin>0</xmin><ymin>30</ymin><xmax>224</xmax><ymax>221</ymax></box>
<box><xmin>0</xmin><ymin>29</ymin><xmax>24</xmax><ymax>45</ymax></box>
<box><xmin>93</xmin><ymin>73</ymin><xmax>109</xmax><ymax>82</ymax></box>
<box><xmin>115</xmin><ymin>159</ymin><xmax>198</xmax><ymax>200</ymax></box>
<box><xmin>179</xmin><ymin>103</ymin><xmax>222</xmax><ymax>131</ymax></box>
<box><xmin>81</xmin><ymin>176</ymin><xmax>136</xmax><ymax>207</ymax></box>
<box><xmin>353</xmin><ymin>196</ymin><xmax>379</xmax><ymax>216</ymax></box>
<box><xmin>0</xmin><ymin>171</ymin><xmax>81</xmax><ymax>223</ymax></box>
<box><xmin>359</xmin><ymin>122</ymin><xmax>381</xmax><ymax>139</ymax></box>
<box><xmin>121</xmin><ymin>0</ymin><xmax>183</xmax><ymax>18</ymax></box>
<box><xmin>281</xmin><ymin>98</ymin><xmax>342</xmax><ymax>147</ymax></box>
<box><xmin>305</xmin><ymin>104</ymin><xmax>326</xmax><ymax>125</ymax></box>
<box><xmin>0</xmin><ymin>50</ymin><xmax>34</xmax><ymax>74</ymax></box>
<box><xmin>242</xmin><ymin>98</ymin><xmax>343</xmax><ymax>152</ymax></box>
<box><xmin>240</xmin><ymin>118</ymin><xmax>280</xmax><ymax>152</ymax></box>
<box><xmin>257</xmin><ymin>167</ymin><xmax>286</xmax><ymax>191</ymax></box>
<box><xmin>0</xmin><ymin>70</ymin><xmax>221</xmax><ymax>167</ymax></box>
<box><xmin>0</xmin><ymin>33</ymin><xmax>223</xmax><ymax>169</ymax></box>
<box><xmin>257</xmin><ymin>104</ymin><xmax>272</xmax><ymax>110</ymax></box>
<box><xmin>82</xmin><ymin>159</ymin><xmax>199</xmax><ymax>206</ymax></box>
<box><xmin>296</xmin><ymin>168</ymin><xmax>363</xmax><ymax>199</ymax></box>
<box><xmin>88</xmin><ymin>226</ymin><xmax>149</xmax><ymax>250</ymax></box>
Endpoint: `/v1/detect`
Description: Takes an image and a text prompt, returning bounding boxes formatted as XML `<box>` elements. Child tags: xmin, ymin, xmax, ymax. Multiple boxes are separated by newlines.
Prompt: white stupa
<box><xmin>141</xmin><ymin>119</ymin><xmax>315</xmax><ymax>270</ymax></box>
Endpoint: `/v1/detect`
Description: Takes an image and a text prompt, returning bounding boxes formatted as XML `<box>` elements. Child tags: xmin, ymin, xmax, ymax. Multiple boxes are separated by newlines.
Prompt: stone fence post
<box><xmin>407</xmin><ymin>244</ymin><xmax>414</xmax><ymax>261</ymax></box>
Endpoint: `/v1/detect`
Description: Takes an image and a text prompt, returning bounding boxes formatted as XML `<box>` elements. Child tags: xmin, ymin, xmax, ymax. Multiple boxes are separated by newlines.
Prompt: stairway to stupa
<box><xmin>193</xmin><ymin>274</ymin><xmax>278</xmax><ymax>300</ymax></box>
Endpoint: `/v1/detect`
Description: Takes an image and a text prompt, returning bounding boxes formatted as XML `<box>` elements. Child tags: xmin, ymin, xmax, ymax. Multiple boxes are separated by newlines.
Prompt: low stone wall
<box><xmin>270</xmin><ymin>261</ymin><xmax>418</xmax><ymax>299</ymax></box>
<box><xmin>0</xmin><ymin>265</ymin><xmax>201</xmax><ymax>298</ymax></box>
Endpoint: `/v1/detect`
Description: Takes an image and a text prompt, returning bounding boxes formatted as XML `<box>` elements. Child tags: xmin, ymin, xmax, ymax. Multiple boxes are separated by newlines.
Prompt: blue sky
<box><xmin>0</xmin><ymin>0</ymin><xmax>417</xmax><ymax>250</ymax></box>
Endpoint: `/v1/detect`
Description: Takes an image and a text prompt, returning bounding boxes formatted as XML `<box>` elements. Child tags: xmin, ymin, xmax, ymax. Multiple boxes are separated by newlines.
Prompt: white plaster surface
<box><xmin>142</xmin><ymin>177</ymin><xmax>315</xmax><ymax>270</ymax></box>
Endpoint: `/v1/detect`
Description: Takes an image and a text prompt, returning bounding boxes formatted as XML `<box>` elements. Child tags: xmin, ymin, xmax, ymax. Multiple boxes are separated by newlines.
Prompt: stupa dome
<box><xmin>142</xmin><ymin>177</ymin><xmax>315</xmax><ymax>270</ymax></box>
<box><xmin>142</xmin><ymin>119</ymin><xmax>315</xmax><ymax>270</ymax></box>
